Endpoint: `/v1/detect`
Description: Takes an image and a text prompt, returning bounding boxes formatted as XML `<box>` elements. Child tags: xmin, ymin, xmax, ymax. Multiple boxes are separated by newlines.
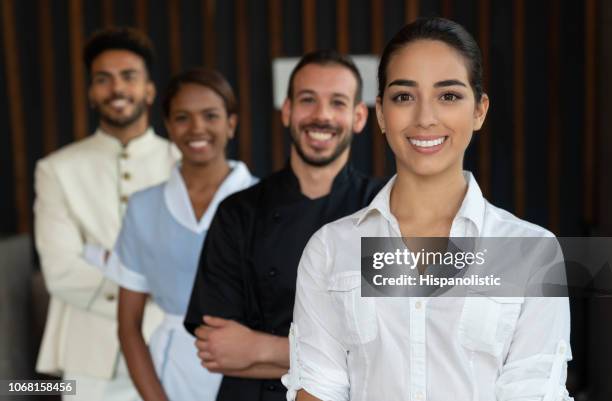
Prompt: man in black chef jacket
<box><xmin>184</xmin><ymin>49</ymin><xmax>386</xmax><ymax>401</ymax></box>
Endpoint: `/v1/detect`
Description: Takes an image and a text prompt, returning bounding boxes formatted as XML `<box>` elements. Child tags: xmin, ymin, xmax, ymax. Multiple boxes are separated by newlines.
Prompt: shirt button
<box><xmin>105</xmin><ymin>293</ymin><xmax>116</xmax><ymax>301</ymax></box>
<box><xmin>268</xmin><ymin>267</ymin><xmax>278</xmax><ymax>277</ymax></box>
<box><xmin>272</xmin><ymin>211</ymin><xmax>281</xmax><ymax>221</ymax></box>
<box><xmin>415</xmin><ymin>391</ymin><xmax>424</xmax><ymax>400</ymax></box>
<box><xmin>267</xmin><ymin>384</ymin><xmax>276</xmax><ymax>391</ymax></box>
<box><xmin>558</xmin><ymin>345</ymin><xmax>566</xmax><ymax>355</ymax></box>
<box><xmin>120</xmin><ymin>195</ymin><xmax>129</xmax><ymax>203</ymax></box>
<box><xmin>415</xmin><ymin>301</ymin><xmax>422</xmax><ymax>310</ymax></box>
<box><xmin>120</xmin><ymin>151</ymin><xmax>129</xmax><ymax>159</ymax></box>
<box><xmin>122</xmin><ymin>172</ymin><xmax>131</xmax><ymax>180</ymax></box>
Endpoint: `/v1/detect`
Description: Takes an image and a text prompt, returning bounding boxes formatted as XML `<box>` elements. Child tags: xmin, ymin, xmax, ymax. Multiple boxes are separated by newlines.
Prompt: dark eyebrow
<box><xmin>296</xmin><ymin>89</ymin><xmax>316</xmax><ymax>96</ymax></box>
<box><xmin>332</xmin><ymin>93</ymin><xmax>350</xmax><ymax>101</ymax></box>
<box><xmin>296</xmin><ymin>89</ymin><xmax>350</xmax><ymax>101</ymax></box>
<box><xmin>172</xmin><ymin>106</ymin><xmax>222</xmax><ymax>114</ymax></box>
<box><xmin>434</xmin><ymin>79</ymin><xmax>467</xmax><ymax>88</ymax></box>
<box><xmin>387</xmin><ymin>79</ymin><xmax>417</xmax><ymax>88</ymax></box>
<box><xmin>387</xmin><ymin>79</ymin><xmax>468</xmax><ymax>89</ymax></box>
<box><xmin>202</xmin><ymin>107</ymin><xmax>222</xmax><ymax>113</ymax></box>
<box><xmin>92</xmin><ymin>71</ymin><xmax>112</xmax><ymax>77</ymax></box>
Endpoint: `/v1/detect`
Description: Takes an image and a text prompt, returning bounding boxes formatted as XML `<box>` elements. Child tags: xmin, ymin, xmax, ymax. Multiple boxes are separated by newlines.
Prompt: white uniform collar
<box><xmin>355</xmin><ymin>171</ymin><xmax>485</xmax><ymax>236</ymax></box>
<box><xmin>164</xmin><ymin>160</ymin><xmax>255</xmax><ymax>234</ymax></box>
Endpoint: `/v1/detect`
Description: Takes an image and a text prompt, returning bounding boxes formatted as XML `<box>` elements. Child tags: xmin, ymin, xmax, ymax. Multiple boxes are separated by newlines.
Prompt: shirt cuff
<box><xmin>104</xmin><ymin>252</ymin><xmax>150</xmax><ymax>293</ymax></box>
<box><xmin>496</xmin><ymin>340</ymin><xmax>573</xmax><ymax>401</ymax></box>
<box><xmin>281</xmin><ymin>324</ymin><xmax>301</xmax><ymax>401</ymax></box>
<box><xmin>281</xmin><ymin>323</ymin><xmax>349</xmax><ymax>401</ymax></box>
<box><xmin>83</xmin><ymin>243</ymin><xmax>107</xmax><ymax>270</ymax></box>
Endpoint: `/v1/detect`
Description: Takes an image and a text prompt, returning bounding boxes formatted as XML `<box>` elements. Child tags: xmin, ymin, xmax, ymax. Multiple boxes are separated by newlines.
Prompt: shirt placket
<box><xmin>118</xmin><ymin>148</ymin><xmax>131</xmax><ymax>216</ymax></box>
<box><xmin>409</xmin><ymin>297</ymin><xmax>427</xmax><ymax>401</ymax></box>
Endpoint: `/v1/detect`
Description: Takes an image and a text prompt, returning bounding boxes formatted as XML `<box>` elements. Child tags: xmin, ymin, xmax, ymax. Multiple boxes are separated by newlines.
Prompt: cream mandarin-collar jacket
<box><xmin>35</xmin><ymin>128</ymin><xmax>179</xmax><ymax>379</ymax></box>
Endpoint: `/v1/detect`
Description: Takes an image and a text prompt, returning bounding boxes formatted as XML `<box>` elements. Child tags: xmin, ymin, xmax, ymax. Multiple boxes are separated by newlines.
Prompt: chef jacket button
<box><xmin>268</xmin><ymin>267</ymin><xmax>278</xmax><ymax>277</ymax></box>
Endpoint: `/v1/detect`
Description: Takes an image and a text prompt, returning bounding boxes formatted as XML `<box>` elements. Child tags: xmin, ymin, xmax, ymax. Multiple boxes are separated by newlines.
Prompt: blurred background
<box><xmin>0</xmin><ymin>0</ymin><xmax>610</xmax><ymax>400</ymax></box>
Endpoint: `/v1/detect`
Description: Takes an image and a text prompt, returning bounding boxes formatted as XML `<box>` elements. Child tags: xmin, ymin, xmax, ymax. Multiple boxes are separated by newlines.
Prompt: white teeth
<box><xmin>110</xmin><ymin>99</ymin><xmax>128</xmax><ymax>108</ymax></box>
<box><xmin>308</xmin><ymin>131</ymin><xmax>333</xmax><ymax>141</ymax></box>
<box><xmin>409</xmin><ymin>137</ymin><xmax>446</xmax><ymax>148</ymax></box>
<box><xmin>188</xmin><ymin>140</ymin><xmax>209</xmax><ymax>149</ymax></box>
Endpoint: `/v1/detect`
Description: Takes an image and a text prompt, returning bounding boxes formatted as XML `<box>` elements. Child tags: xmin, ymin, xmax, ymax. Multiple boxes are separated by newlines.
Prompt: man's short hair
<box><xmin>83</xmin><ymin>27</ymin><xmax>155</xmax><ymax>77</ymax></box>
<box><xmin>286</xmin><ymin>49</ymin><xmax>363</xmax><ymax>104</ymax></box>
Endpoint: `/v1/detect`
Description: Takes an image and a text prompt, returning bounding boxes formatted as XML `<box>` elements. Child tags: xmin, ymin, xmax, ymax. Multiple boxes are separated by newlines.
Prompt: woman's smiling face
<box><xmin>376</xmin><ymin>39</ymin><xmax>489</xmax><ymax>178</ymax></box>
<box><xmin>165</xmin><ymin>83</ymin><xmax>235</xmax><ymax>166</ymax></box>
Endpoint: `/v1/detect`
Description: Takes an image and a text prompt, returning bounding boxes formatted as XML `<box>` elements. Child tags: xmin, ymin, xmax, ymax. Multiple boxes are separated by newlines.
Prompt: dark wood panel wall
<box><xmin>370</xmin><ymin>0</ymin><xmax>385</xmax><ymax>177</ymax></box>
<box><xmin>0</xmin><ymin>0</ymin><xmax>601</xmax><ymax>242</ymax></box>
<box><xmin>38</xmin><ymin>0</ymin><xmax>58</xmax><ymax>156</ymax></box>
<box><xmin>168</xmin><ymin>0</ymin><xmax>182</xmax><ymax>75</ymax></box>
<box><xmin>203</xmin><ymin>0</ymin><xmax>216</xmax><ymax>67</ymax></box>
<box><xmin>547</xmin><ymin>0</ymin><xmax>560</xmax><ymax>233</ymax></box>
<box><xmin>1</xmin><ymin>0</ymin><xmax>29</xmax><ymax>233</ymax></box>
<box><xmin>69</xmin><ymin>0</ymin><xmax>88</xmax><ymax>141</ymax></box>
<box><xmin>477</xmin><ymin>0</ymin><xmax>490</xmax><ymax>198</ymax></box>
<box><xmin>235</xmin><ymin>0</ymin><xmax>252</xmax><ymax>166</ymax></box>
<box><xmin>584</xmin><ymin>0</ymin><xmax>596</xmax><ymax>229</ymax></box>
<box><xmin>513</xmin><ymin>0</ymin><xmax>525</xmax><ymax>219</ymax></box>
<box><xmin>135</xmin><ymin>0</ymin><xmax>148</xmax><ymax>31</ymax></box>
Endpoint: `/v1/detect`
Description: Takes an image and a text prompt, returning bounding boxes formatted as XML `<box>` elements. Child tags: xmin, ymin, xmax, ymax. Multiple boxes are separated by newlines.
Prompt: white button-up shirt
<box><xmin>282</xmin><ymin>172</ymin><xmax>573</xmax><ymax>401</ymax></box>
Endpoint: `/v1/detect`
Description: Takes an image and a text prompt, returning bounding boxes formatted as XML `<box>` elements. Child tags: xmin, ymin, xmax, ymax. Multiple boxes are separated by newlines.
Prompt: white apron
<box><xmin>148</xmin><ymin>314</ymin><xmax>222</xmax><ymax>401</ymax></box>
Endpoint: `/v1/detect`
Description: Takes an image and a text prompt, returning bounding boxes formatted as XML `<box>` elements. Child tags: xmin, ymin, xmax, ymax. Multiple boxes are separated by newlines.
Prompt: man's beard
<box><xmin>94</xmin><ymin>96</ymin><xmax>148</xmax><ymax>128</ymax></box>
<box><xmin>289</xmin><ymin>120</ymin><xmax>353</xmax><ymax>167</ymax></box>
<box><xmin>290</xmin><ymin>122</ymin><xmax>353</xmax><ymax>167</ymax></box>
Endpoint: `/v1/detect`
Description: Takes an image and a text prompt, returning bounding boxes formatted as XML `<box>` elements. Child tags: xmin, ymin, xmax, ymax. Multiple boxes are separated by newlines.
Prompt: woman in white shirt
<box><xmin>109</xmin><ymin>68</ymin><xmax>257</xmax><ymax>401</ymax></box>
<box><xmin>284</xmin><ymin>18</ymin><xmax>572</xmax><ymax>401</ymax></box>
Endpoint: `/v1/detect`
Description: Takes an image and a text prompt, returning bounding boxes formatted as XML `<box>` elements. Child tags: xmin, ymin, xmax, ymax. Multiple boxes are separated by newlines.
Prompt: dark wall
<box><xmin>0</xmin><ymin>0</ymin><xmax>601</xmax><ymax>239</ymax></box>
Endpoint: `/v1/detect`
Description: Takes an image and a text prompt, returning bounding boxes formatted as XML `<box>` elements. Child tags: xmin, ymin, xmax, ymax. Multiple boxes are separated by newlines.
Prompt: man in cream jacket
<box><xmin>34</xmin><ymin>27</ymin><xmax>178</xmax><ymax>400</ymax></box>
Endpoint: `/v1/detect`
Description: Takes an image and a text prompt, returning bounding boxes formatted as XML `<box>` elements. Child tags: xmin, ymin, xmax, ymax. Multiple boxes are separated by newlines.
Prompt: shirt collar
<box><xmin>355</xmin><ymin>171</ymin><xmax>485</xmax><ymax>236</ymax></box>
<box><xmin>454</xmin><ymin>171</ymin><xmax>485</xmax><ymax>236</ymax></box>
<box><xmin>164</xmin><ymin>160</ymin><xmax>256</xmax><ymax>234</ymax></box>
<box><xmin>92</xmin><ymin>127</ymin><xmax>158</xmax><ymax>155</ymax></box>
<box><xmin>355</xmin><ymin>174</ymin><xmax>397</xmax><ymax>226</ymax></box>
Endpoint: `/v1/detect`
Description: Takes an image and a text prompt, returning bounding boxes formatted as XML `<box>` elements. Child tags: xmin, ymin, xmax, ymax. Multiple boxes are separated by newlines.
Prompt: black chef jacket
<box><xmin>184</xmin><ymin>162</ymin><xmax>386</xmax><ymax>401</ymax></box>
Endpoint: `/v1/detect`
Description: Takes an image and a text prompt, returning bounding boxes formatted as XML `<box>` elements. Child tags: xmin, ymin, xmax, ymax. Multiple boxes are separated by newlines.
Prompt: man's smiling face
<box><xmin>282</xmin><ymin>63</ymin><xmax>367</xmax><ymax>167</ymax></box>
<box><xmin>88</xmin><ymin>49</ymin><xmax>155</xmax><ymax>128</ymax></box>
